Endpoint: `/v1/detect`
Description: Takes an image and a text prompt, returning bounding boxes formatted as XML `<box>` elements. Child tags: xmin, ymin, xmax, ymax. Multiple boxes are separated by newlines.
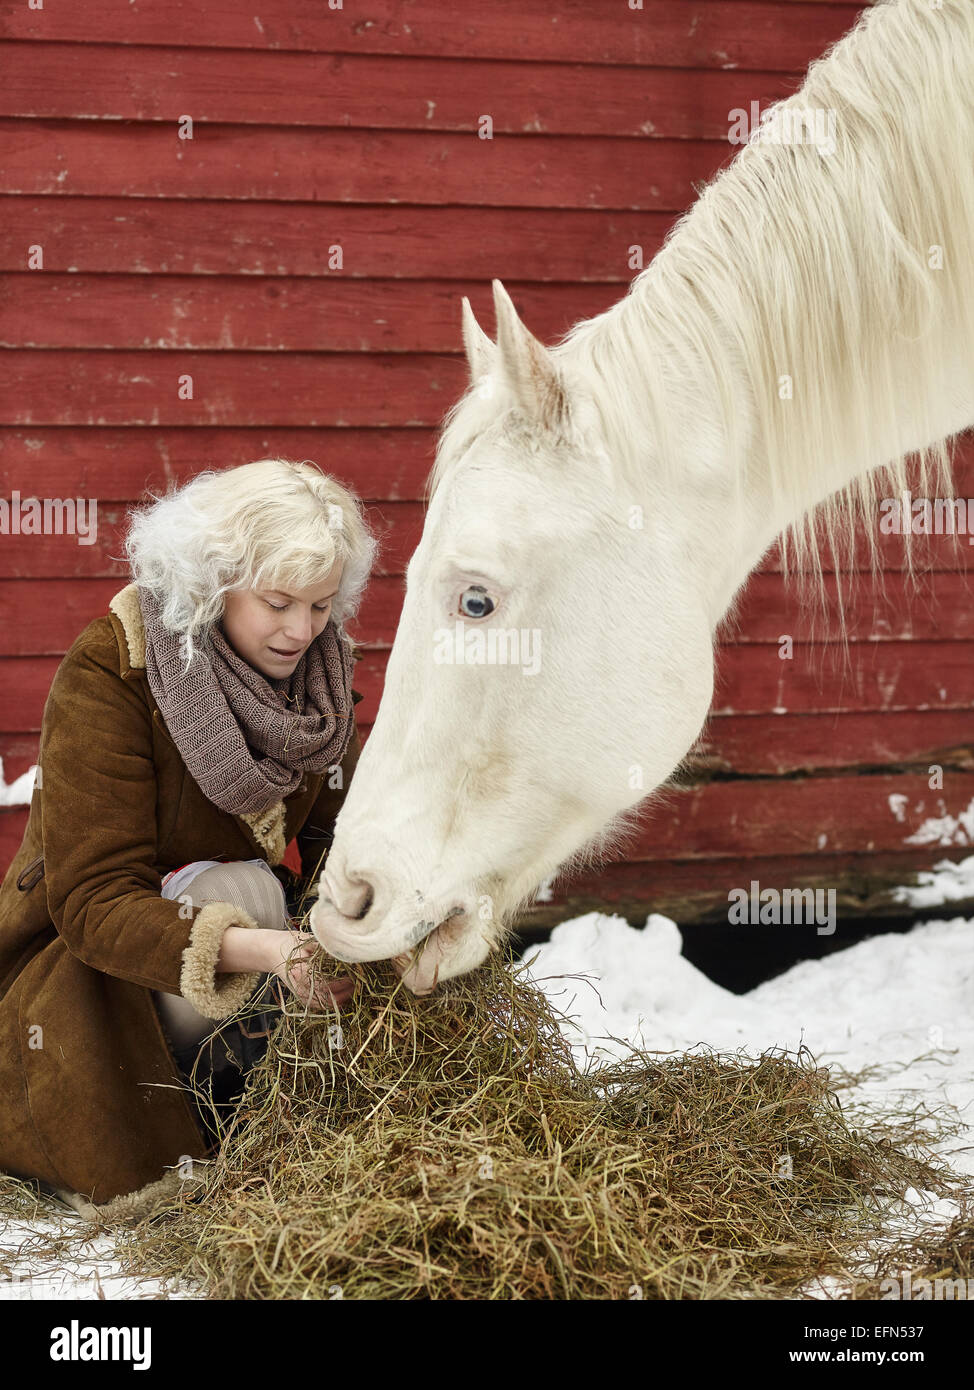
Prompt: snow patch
<box><xmin>0</xmin><ymin>757</ymin><xmax>37</xmax><ymax>808</ymax></box>
<box><xmin>893</xmin><ymin>853</ymin><xmax>974</xmax><ymax>909</ymax></box>
<box><xmin>905</xmin><ymin>798</ymin><xmax>974</xmax><ymax>848</ymax></box>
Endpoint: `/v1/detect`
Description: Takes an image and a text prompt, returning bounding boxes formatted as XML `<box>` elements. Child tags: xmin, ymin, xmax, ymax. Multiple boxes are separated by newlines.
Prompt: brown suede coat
<box><xmin>0</xmin><ymin>582</ymin><xmax>363</xmax><ymax>1220</ymax></box>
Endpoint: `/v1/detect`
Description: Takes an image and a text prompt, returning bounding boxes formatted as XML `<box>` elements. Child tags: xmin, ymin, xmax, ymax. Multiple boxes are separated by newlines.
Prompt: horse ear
<box><xmin>492</xmin><ymin>279</ymin><xmax>569</xmax><ymax>433</ymax></box>
<box><xmin>461</xmin><ymin>297</ymin><xmax>497</xmax><ymax>384</ymax></box>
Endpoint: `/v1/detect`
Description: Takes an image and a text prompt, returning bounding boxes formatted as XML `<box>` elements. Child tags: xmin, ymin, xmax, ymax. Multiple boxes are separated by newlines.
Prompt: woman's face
<box><xmin>220</xmin><ymin>557</ymin><xmax>344</xmax><ymax>678</ymax></box>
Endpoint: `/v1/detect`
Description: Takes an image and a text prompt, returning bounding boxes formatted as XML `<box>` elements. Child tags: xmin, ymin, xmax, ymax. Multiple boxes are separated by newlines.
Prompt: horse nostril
<box><xmin>324</xmin><ymin>868</ymin><xmax>376</xmax><ymax>921</ymax></box>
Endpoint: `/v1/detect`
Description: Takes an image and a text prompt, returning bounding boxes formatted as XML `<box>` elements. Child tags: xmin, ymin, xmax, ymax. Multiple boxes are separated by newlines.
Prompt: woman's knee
<box><xmin>161</xmin><ymin>858</ymin><xmax>289</xmax><ymax>931</ymax></box>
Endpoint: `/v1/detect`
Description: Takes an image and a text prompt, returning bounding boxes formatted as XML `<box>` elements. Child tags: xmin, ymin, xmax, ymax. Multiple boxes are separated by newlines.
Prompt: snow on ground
<box><xmin>2</xmin><ymin>889</ymin><xmax>972</xmax><ymax>1299</ymax></box>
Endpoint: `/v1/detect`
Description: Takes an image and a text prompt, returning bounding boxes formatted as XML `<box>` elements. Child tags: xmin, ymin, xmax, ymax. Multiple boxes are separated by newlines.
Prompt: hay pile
<box><xmin>86</xmin><ymin>944</ymin><xmax>966</xmax><ymax>1300</ymax></box>
<box><xmin>1</xmin><ymin>942</ymin><xmax>969</xmax><ymax>1299</ymax></box>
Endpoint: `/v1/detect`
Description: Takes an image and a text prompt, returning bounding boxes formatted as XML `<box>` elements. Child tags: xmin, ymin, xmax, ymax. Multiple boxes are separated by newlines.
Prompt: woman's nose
<box><xmin>283</xmin><ymin>610</ymin><xmax>313</xmax><ymax>643</ymax></box>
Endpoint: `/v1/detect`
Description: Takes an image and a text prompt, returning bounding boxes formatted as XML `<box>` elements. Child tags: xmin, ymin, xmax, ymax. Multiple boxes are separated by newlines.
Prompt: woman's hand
<box><xmin>266</xmin><ymin>930</ymin><xmax>354</xmax><ymax>1011</ymax></box>
<box><xmin>217</xmin><ymin>925</ymin><xmax>354</xmax><ymax>1011</ymax></box>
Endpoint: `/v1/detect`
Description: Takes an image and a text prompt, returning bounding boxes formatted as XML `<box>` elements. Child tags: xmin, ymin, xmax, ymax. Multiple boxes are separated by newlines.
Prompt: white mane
<box><xmin>432</xmin><ymin>0</ymin><xmax>974</xmax><ymax>592</ymax></box>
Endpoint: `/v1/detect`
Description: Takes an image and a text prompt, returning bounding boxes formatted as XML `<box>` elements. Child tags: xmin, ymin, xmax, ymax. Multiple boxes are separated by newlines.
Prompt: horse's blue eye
<box><xmin>459</xmin><ymin>586</ymin><xmax>494</xmax><ymax>619</ymax></box>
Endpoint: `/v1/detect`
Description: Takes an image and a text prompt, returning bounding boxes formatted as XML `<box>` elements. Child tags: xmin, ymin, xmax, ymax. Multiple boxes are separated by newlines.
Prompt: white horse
<box><xmin>310</xmin><ymin>0</ymin><xmax>974</xmax><ymax>992</ymax></box>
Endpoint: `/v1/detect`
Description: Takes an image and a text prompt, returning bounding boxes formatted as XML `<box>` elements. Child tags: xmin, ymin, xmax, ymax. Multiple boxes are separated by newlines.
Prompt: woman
<box><xmin>0</xmin><ymin>457</ymin><xmax>377</xmax><ymax>1221</ymax></box>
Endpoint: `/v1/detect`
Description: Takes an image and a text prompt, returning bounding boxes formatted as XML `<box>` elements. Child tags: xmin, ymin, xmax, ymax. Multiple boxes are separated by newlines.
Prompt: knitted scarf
<box><xmin>137</xmin><ymin>585</ymin><xmax>356</xmax><ymax>816</ymax></box>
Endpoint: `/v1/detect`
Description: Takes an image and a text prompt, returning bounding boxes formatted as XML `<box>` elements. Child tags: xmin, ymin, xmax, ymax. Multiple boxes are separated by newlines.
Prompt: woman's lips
<box><xmin>269</xmin><ymin>646</ymin><xmax>302</xmax><ymax>657</ymax></box>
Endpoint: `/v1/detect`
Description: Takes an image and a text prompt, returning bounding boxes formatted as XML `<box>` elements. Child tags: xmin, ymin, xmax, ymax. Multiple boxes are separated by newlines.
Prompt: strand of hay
<box><xmin>2</xmin><ymin>938</ymin><xmax>969</xmax><ymax>1299</ymax></box>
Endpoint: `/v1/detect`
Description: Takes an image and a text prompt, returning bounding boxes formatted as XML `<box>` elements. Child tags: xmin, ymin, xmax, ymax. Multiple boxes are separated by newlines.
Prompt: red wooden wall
<box><xmin>1</xmin><ymin>1</ymin><xmax>972</xmax><ymax>926</ymax></box>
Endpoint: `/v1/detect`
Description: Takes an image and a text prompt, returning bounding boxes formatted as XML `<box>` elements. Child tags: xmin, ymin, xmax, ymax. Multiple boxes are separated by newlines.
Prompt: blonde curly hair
<box><xmin>122</xmin><ymin>457</ymin><xmax>378</xmax><ymax>667</ymax></box>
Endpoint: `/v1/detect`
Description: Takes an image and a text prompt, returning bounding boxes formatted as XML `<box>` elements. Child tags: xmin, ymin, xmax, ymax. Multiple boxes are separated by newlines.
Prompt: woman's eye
<box><xmin>264</xmin><ymin>600</ymin><xmax>331</xmax><ymax>612</ymax></box>
<box><xmin>459</xmin><ymin>585</ymin><xmax>495</xmax><ymax>619</ymax></box>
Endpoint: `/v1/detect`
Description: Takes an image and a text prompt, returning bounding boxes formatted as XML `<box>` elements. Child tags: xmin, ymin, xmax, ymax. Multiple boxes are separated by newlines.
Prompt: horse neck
<box><xmin>567</xmin><ymin>0</ymin><xmax>974</xmax><ymax>628</ymax></box>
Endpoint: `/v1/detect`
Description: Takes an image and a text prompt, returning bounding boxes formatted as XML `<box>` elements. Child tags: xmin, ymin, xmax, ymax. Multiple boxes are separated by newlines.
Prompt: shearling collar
<box><xmin>106</xmin><ymin>582</ymin><xmax>288</xmax><ymax>864</ymax></box>
<box><xmin>108</xmin><ymin>582</ymin><xmax>146</xmax><ymax>671</ymax></box>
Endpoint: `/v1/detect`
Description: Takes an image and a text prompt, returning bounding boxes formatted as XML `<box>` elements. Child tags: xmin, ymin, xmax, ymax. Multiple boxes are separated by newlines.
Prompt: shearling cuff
<box><xmin>55</xmin><ymin>1166</ymin><xmax>204</xmax><ymax>1227</ymax></box>
<box><xmin>179</xmin><ymin>900</ymin><xmax>264</xmax><ymax>1020</ymax></box>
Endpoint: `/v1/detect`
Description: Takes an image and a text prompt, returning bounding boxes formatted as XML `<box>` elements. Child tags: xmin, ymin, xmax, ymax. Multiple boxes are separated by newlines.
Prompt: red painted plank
<box><xmin>0</xmin><ymin>43</ymin><xmax>803</xmax><ymax>139</ymax></box>
<box><xmin>22</xmin><ymin>296</ymin><xmax>970</xmax><ymax>436</ymax></box>
<box><xmin>3</xmin><ymin>427</ymin><xmax>974</xmax><ymax>523</ymax></box>
<box><xmin>0</xmin><ymin>503</ymin><xmax>424</xmax><ymax>581</ymax></box>
<box><xmin>632</xmin><ymin>773</ymin><xmax>974</xmax><ymax>860</ymax></box>
<box><xmin>0</xmin><ymin>276</ymin><xmax>622</xmax><ymax>353</ymax></box>
<box><xmin>2</xmin><ymin>2</ymin><xmax>866</xmax><ymax>72</ymax></box>
<box><xmin>4</xmin><ymin>702</ymin><xmax>968</xmax><ymax>786</ymax></box>
<box><xmin>0</xmin><ymin>350</ymin><xmax>468</xmax><ymax>427</ymax></box>
<box><xmin>727</xmin><ymin>572</ymin><xmax>974</xmax><ymax>643</ymax></box>
<box><xmin>0</xmin><ymin>579</ymin><xmax>127</xmax><ymax>655</ymax></box>
<box><xmin>3</xmin><ymin>572</ymin><xmax>972</xmax><ymax>662</ymax></box>
<box><xmin>0</xmin><ymin>198</ymin><xmax>671</xmax><ymax>280</ymax></box>
<box><xmin>349</xmin><ymin>572</ymin><xmax>974</xmax><ymax>646</ymax></box>
<box><xmin>4</xmin><ymin>640</ymin><xmax>973</xmax><ymax>736</ymax></box>
<box><xmin>0</xmin><ymin>428</ymin><xmax>433</xmax><ymax>501</ymax></box>
<box><xmin>0</xmin><ymin>121</ymin><xmax>730</xmax><ymax>211</ymax></box>
<box><xmin>0</xmin><ymin>660</ymin><xmax>58</xmax><ymax>733</ymax></box>
<box><xmin>3</xmin><ymin>706</ymin><xmax>969</xmax><ymax>786</ymax></box>
<box><xmin>0</xmin><ymin>493</ymin><xmax>971</xmax><ymax>584</ymax></box>
<box><xmin>712</xmin><ymin>642</ymin><xmax>974</xmax><ymax>716</ymax></box>
<box><xmin>334</xmin><ymin>647</ymin><xmax>974</xmax><ymax>722</ymax></box>
<box><xmin>693</xmin><ymin>711</ymin><xmax>974</xmax><ymax>775</ymax></box>
<box><xmin>517</xmin><ymin>847</ymin><xmax>974</xmax><ymax>926</ymax></box>
<box><xmin>0</xmin><ymin>355</ymin><xmax>970</xmax><ymax>510</ymax></box>
<box><xmin>0</xmin><ymin>734</ymin><xmax>41</xmax><ymax>773</ymax></box>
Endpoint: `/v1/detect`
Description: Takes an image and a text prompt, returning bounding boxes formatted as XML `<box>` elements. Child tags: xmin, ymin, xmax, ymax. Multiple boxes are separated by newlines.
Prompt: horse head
<box><xmin>308</xmin><ymin>279</ymin><xmax>717</xmax><ymax>991</ymax></box>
